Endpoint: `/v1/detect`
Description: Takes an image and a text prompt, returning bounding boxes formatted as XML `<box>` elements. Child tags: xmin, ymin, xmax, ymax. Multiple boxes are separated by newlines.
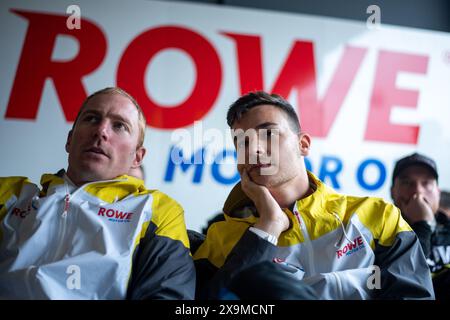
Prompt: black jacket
<box><xmin>411</xmin><ymin>211</ymin><xmax>450</xmax><ymax>273</ymax></box>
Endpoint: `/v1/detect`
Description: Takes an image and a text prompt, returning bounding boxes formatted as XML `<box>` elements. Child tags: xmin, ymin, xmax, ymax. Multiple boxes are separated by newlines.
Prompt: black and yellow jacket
<box><xmin>194</xmin><ymin>172</ymin><xmax>434</xmax><ymax>299</ymax></box>
<box><xmin>0</xmin><ymin>171</ymin><xmax>195</xmax><ymax>299</ymax></box>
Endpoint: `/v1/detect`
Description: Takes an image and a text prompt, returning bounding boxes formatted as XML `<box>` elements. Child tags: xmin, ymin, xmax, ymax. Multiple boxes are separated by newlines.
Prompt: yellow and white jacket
<box><xmin>194</xmin><ymin>172</ymin><xmax>434</xmax><ymax>299</ymax></box>
<box><xmin>0</xmin><ymin>171</ymin><xmax>195</xmax><ymax>299</ymax></box>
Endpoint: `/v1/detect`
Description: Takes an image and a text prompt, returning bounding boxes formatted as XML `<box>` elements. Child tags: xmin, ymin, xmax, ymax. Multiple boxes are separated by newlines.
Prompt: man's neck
<box><xmin>268</xmin><ymin>174</ymin><xmax>313</xmax><ymax>209</ymax></box>
<box><xmin>64</xmin><ymin>171</ymin><xmax>83</xmax><ymax>187</ymax></box>
<box><xmin>65</xmin><ymin>169</ymin><xmax>95</xmax><ymax>187</ymax></box>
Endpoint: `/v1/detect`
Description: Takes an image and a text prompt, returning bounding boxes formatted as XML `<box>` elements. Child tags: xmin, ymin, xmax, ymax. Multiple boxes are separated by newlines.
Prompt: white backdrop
<box><xmin>1</xmin><ymin>0</ymin><xmax>449</xmax><ymax>231</ymax></box>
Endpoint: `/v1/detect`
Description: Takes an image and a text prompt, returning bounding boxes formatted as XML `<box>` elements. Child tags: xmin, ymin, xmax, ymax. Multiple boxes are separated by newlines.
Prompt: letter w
<box><xmin>347</xmin><ymin>239</ymin><xmax>358</xmax><ymax>250</ymax></box>
<box><xmin>224</xmin><ymin>33</ymin><xmax>367</xmax><ymax>138</ymax></box>
<box><xmin>115</xmin><ymin>211</ymin><xmax>128</xmax><ymax>219</ymax></box>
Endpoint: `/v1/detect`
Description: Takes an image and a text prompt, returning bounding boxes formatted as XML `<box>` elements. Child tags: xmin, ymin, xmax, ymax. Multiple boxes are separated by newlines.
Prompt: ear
<box><xmin>390</xmin><ymin>185</ymin><xmax>395</xmax><ymax>200</ymax></box>
<box><xmin>298</xmin><ymin>133</ymin><xmax>311</xmax><ymax>157</ymax></box>
<box><xmin>132</xmin><ymin>146</ymin><xmax>147</xmax><ymax>168</ymax></box>
<box><xmin>65</xmin><ymin>130</ymin><xmax>73</xmax><ymax>153</ymax></box>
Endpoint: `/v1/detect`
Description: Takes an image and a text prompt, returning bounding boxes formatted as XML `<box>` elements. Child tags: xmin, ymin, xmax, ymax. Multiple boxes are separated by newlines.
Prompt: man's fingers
<box><xmin>414</xmin><ymin>193</ymin><xmax>430</xmax><ymax>206</ymax></box>
<box><xmin>242</xmin><ymin>168</ymin><xmax>256</xmax><ymax>184</ymax></box>
<box><xmin>416</xmin><ymin>193</ymin><xmax>430</xmax><ymax>205</ymax></box>
<box><xmin>240</xmin><ymin>169</ymin><xmax>247</xmax><ymax>182</ymax></box>
<box><xmin>240</xmin><ymin>169</ymin><xmax>253</xmax><ymax>190</ymax></box>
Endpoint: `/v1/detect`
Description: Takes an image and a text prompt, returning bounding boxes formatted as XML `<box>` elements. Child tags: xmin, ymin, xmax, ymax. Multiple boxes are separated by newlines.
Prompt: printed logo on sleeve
<box><xmin>10</xmin><ymin>197</ymin><xmax>39</xmax><ymax>219</ymax></box>
<box><xmin>11</xmin><ymin>207</ymin><xmax>33</xmax><ymax>219</ymax></box>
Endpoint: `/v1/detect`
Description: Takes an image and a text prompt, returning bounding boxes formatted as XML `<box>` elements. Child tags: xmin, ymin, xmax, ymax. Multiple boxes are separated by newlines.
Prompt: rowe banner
<box><xmin>1</xmin><ymin>0</ymin><xmax>449</xmax><ymax>231</ymax></box>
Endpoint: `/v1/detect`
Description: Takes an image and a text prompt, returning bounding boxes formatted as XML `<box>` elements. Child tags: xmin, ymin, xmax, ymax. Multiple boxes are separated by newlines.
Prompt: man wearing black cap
<box><xmin>391</xmin><ymin>152</ymin><xmax>450</xmax><ymax>299</ymax></box>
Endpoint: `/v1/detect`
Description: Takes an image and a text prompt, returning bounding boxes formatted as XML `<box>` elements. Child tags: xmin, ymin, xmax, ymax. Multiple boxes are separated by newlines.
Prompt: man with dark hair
<box><xmin>226</xmin><ymin>91</ymin><xmax>301</xmax><ymax>134</ymax></box>
<box><xmin>0</xmin><ymin>87</ymin><xmax>195</xmax><ymax>299</ymax></box>
<box><xmin>194</xmin><ymin>91</ymin><xmax>434</xmax><ymax>299</ymax></box>
<box><xmin>391</xmin><ymin>153</ymin><xmax>450</xmax><ymax>299</ymax></box>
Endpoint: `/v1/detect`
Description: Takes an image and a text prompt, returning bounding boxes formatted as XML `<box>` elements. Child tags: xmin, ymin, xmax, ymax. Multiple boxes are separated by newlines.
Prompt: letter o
<box><xmin>117</xmin><ymin>26</ymin><xmax>222</xmax><ymax>129</ymax></box>
<box><xmin>357</xmin><ymin>158</ymin><xmax>386</xmax><ymax>191</ymax></box>
<box><xmin>211</xmin><ymin>150</ymin><xmax>240</xmax><ymax>185</ymax></box>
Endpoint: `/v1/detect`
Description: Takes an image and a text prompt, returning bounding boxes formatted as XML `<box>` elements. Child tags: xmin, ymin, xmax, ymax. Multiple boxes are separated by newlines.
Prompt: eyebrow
<box><xmin>255</xmin><ymin>122</ymin><xmax>278</xmax><ymax>129</ymax></box>
<box><xmin>81</xmin><ymin>110</ymin><xmax>133</xmax><ymax>128</ymax></box>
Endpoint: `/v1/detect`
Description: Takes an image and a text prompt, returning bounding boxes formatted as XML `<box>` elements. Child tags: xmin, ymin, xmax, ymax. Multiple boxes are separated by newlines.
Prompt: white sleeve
<box><xmin>249</xmin><ymin>227</ymin><xmax>278</xmax><ymax>245</ymax></box>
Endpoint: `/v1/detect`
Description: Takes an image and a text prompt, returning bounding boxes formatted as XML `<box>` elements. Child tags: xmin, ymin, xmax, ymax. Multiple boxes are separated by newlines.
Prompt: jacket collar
<box><xmin>39</xmin><ymin>169</ymin><xmax>147</xmax><ymax>198</ymax></box>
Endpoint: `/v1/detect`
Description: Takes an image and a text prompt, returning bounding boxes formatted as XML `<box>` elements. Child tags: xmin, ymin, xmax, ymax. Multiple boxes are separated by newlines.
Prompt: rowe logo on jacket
<box><xmin>336</xmin><ymin>236</ymin><xmax>365</xmax><ymax>259</ymax></box>
<box><xmin>97</xmin><ymin>207</ymin><xmax>134</xmax><ymax>223</ymax></box>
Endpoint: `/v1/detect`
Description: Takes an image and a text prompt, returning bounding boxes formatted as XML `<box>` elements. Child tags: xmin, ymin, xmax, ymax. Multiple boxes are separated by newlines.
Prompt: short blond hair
<box><xmin>73</xmin><ymin>87</ymin><xmax>147</xmax><ymax>148</ymax></box>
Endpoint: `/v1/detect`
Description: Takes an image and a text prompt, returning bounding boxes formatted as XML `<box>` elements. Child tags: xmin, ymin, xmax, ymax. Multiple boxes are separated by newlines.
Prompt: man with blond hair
<box><xmin>0</xmin><ymin>87</ymin><xmax>195</xmax><ymax>299</ymax></box>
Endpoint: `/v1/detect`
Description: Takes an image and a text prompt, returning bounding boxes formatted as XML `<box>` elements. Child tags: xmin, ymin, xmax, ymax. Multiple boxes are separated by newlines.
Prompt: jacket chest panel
<box><xmin>275</xmin><ymin>214</ymin><xmax>375</xmax><ymax>279</ymax></box>
<box><xmin>0</xmin><ymin>188</ymin><xmax>152</xmax><ymax>299</ymax></box>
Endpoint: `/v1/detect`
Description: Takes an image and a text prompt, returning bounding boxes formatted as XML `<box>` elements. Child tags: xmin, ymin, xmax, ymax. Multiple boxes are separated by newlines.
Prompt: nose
<box><xmin>247</xmin><ymin>133</ymin><xmax>267</xmax><ymax>164</ymax></box>
<box><xmin>411</xmin><ymin>181</ymin><xmax>426</xmax><ymax>196</ymax></box>
<box><xmin>93</xmin><ymin>120</ymin><xmax>110</xmax><ymax>141</ymax></box>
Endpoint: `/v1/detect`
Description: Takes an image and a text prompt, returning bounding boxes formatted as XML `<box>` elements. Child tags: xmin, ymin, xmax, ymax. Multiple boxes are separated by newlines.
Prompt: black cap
<box><xmin>392</xmin><ymin>152</ymin><xmax>438</xmax><ymax>184</ymax></box>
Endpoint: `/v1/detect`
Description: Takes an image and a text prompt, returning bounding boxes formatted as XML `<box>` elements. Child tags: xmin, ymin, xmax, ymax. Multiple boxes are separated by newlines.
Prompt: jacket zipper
<box><xmin>50</xmin><ymin>178</ymin><xmax>128</xmax><ymax>262</ymax></box>
<box><xmin>293</xmin><ymin>208</ymin><xmax>316</xmax><ymax>275</ymax></box>
<box><xmin>51</xmin><ymin>191</ymin><xmax>70</xmax><ymax>261</ymax></box>
<box><xmin>63</xmin><ymin>194</ymin><xmax>70</xmax><ymax>217</ymax></box>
